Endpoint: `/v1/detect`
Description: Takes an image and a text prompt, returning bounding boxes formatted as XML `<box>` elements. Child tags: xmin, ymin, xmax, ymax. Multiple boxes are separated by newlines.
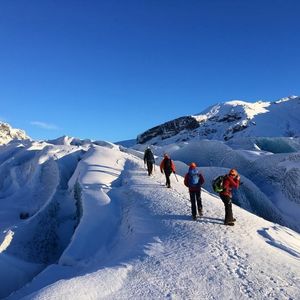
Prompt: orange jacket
<box><xmin>160</xmin><ymin>157</ymin><xmax>176</xmax><ymax>173</ymax></box>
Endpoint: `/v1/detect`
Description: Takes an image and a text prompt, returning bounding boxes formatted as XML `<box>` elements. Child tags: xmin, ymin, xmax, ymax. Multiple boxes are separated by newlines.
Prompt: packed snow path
<box><xmin>4</xmin><ymin>145</ymin><xmax>300</xmax><ymax>299</ymax></box>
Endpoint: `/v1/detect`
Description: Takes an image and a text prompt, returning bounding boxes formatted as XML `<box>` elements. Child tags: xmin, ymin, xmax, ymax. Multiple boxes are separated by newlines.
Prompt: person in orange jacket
<box><xmin>184</xmin><ymin>162</ymin><xmax>205</xmax><ymax>220</ymax></box>
<box><xmin>160</xmin><ymin>153</ymin><xmax>176</xmax><ymax>188</ymax></box>
<box><xmin>219</xmin><ymin>168</ymin><xmax>240</xmax><ymax>226</ymax></box>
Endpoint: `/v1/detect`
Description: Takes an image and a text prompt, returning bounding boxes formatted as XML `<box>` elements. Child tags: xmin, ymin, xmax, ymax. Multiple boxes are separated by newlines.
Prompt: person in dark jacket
<box><xmin>144</xmin><ymin>146</ymin><xmax>155</xmax><ymax>176</ymax></box>
<box><xmin>160</xmin><ymin>153</ymin><xmax>176</xmax><ymax>188</ymax></box>
<box><xmin>184</xmin><ymin>162</ymin><xmax>205</xmax><ymax>220</ymax></box>
<box><xmin>219</xmin><ymin>168</ymin><xmax>240</xmax><ymax>226</ymax></box>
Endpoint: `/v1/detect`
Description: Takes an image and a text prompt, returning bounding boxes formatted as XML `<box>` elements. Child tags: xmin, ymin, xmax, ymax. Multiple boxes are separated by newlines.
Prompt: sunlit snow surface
<box><xmin>0</xmin><ymin>139</ymin><xmax>299</xmax><ymax>299</ymax></box>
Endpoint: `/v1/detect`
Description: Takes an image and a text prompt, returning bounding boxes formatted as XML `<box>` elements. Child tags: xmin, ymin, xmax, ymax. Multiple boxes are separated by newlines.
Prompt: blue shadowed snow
<box><xmin>254</xmin><ymin>137</ymin><xmax>300</xmax><ymax>153</ymax></box>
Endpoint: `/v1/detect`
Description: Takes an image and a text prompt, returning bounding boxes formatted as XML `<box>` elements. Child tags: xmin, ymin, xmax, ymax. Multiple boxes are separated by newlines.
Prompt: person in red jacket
<box><xmin>219</xmin><ymin>168</ymin><xmax>240</xmax><ymax>226</ymax></box>
<box><xmin>184</xmin><ymin>163</ymin><xmax>205</xmax><ymax>220</ymax></box>
<box><xmin>160</xmin><ymin>153</ymin><xmax>176</xmax><ymax>188</ymax></box>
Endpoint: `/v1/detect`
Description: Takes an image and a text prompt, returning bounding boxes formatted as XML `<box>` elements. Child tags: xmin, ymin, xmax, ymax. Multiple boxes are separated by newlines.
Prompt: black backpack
<box><xmin>144</xmin><ymin>149</ymin><xmax>154</xmax><ymax>162</ymax></box>
<box><xmin>164</xmin><ymin>158</ymin><xmax>172</xmax><ymax>171</ymax></box>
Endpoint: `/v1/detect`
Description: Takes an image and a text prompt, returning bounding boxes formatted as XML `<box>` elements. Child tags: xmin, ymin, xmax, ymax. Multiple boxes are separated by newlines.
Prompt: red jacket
<box><xmin>220</xmin><ymin>175</ymin><xmax>240</xmax><ymax>197</ymax></box>
<box><xmin>184</xmin><ymin>171</ymin><xmax>205</xmax><ymax>192</ymax></box>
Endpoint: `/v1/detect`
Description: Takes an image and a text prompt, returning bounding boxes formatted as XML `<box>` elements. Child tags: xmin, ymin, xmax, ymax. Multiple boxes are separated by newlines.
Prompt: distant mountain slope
<box><xmin>0</xmin><ymin>122</ymin><xmax>29</xmax><ymax>145</ymax></box>
<box><xmin>137</xmin><ymin>96</ymin><xmax>300</xmax><ymax>144</ymax></box>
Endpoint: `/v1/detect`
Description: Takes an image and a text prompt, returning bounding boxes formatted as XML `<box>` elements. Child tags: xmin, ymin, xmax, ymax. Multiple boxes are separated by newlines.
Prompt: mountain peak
<box><xmin>0</xmin><ymin>122</ymin><xmax>30</xmax><ymax>145</ymax></box>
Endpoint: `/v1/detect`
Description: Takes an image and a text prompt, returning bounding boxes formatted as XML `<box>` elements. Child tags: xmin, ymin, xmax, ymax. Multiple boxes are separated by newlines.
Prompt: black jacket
<box><xmin>144</xmin><ymin>149</ymin><xmax>155</xmax><ymax>163</ymax></box>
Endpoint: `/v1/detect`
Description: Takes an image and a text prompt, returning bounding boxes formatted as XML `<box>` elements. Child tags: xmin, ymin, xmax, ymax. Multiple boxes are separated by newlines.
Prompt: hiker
<box><xmin>160</xmin><ymin>153</ymin><xmax>176</xmax><ymax>188</ymax></box>
<box><xmin>184</xmin><ymin>162</ymin><xmax>205</xmax><ymax>220</ymax></box>
<box><xmin>144</xmin><ymin>146</ymin><xmax>155</xmax><ymax>176</ymax></box>
<box><xmin>219</xmin><ymin>168</ymin><xmax>240</xmax><ymax>226</ymax></box>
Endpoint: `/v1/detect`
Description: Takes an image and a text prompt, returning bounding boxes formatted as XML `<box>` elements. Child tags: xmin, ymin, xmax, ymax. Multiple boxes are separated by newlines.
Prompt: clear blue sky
<box><xmin>1</xmin><ymin>0</ymin><xmax>299</xmax><ymax>142</ymax></box>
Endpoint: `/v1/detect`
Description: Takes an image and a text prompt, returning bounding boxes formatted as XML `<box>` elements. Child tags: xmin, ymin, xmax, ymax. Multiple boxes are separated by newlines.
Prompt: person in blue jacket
<box><xmin>184</xmin><ymin>162</ymin><xmax>205</xmax><ymax>220</ymax></box>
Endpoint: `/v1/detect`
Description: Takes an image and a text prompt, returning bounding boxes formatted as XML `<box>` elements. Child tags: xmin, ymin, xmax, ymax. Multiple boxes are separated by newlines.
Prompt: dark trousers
<box><xmin>164</xmin><ymin>171</ymin><xmax>171</xmax><ymax>187</ymax></box>
<box><xmin>220</xmin><ymin>194</ymin><xmax>234</xmax><ymax>223</ymax></box>
<box><xmin>146</xmin><ymin>161</ymin><xmax>153</xmax><ymax>175</ymax></box>
<box><xmin>190</xmin><ymin>191</ymin><xmax>202</xmax><ymax>217</ymax></box>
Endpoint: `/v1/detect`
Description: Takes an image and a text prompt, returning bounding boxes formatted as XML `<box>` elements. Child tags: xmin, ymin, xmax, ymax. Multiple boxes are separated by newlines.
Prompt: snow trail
<box><xmin>107</xmin><ymin>158</ymin><xmax>300</xmax><ymax>300</ymax></box>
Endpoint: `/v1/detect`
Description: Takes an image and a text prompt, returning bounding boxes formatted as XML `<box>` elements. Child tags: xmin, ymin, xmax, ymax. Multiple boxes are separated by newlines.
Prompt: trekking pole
<box><xmin>174</xmin><ymin>172</ymin><xmax>179</xmax><ymax>182</ymax></box>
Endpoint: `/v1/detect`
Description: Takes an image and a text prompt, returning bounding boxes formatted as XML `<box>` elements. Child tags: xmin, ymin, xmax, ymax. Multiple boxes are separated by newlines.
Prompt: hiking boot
<box><xmin>228</xmin><ymin>218</ymin><xmax>236</xmax><ymax>223</ymax></box>
<box><xmin>224</xmin><ymin>221</ymin><xmax>235</xmax><ymax>226</ymax></box>
<box><xmin>198</xmin><ymin>209</ymin><xmax>203</xmax><ymax>216</ymax></box>
<box><xmin>192</xmin><ymin>215</ymin><xmax>197</xmax><ymax>220</ymax></box>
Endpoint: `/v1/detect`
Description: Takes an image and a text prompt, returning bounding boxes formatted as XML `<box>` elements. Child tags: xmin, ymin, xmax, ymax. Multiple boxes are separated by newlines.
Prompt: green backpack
<box><xmin>212</xmin><ymin>175</ymin><xmax>225</xmax><ymax>193</ymax></box>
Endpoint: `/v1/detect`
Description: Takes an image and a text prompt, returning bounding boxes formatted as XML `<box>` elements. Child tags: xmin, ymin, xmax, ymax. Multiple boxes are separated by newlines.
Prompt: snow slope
<box><xmin>194</xmin><ymin>96</ymin><xmax>300</xmax><ymax>140</ymax></box>
<box><xmin>1</xmin><ymin>143</ymin><xmax>299</xmax><ymax>299</ymax></box>
<box><xmin>134</xmin><ymin>139</ymin><xmax>300</xmax><ymax>233</ymax></box>
<box><xmin>137</xmin><ymin>96</ymin><xmax>300</xmax><ymax>145</ymax></box>
<box><xmin>0</xmin><ymin>140</ymin><xmax>87</xmax><ymax>298</ymax></box>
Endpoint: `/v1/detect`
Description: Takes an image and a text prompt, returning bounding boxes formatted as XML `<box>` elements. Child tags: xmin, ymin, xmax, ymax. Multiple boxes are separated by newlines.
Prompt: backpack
<box><xmin>189</xmin><ymin>169</ymin><xmax>200</xmax><ymax>186</ymax></box>
<box><xmin>145</xmin><ymin>149</ymin><xmax>154</xmax><ymax>162</ymax></box>
<box><xmin>212</xmin><ymin>175</ymin><xmax>225</xmax><ymax>193</ymax></box>
<box><xmin>164</xmin><ymin>158</ymin><xmax>172</xmax><ymax>171</ymax></box>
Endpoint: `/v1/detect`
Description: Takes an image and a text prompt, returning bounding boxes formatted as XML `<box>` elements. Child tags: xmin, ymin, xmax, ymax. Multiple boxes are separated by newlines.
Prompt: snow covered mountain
<box><xmin>0</xmin><ymin>122</ymin><xmax>29</xmax><ymax>145</ymax></box>
<box><xmin>137</xmin><ymin>96</ymin><xmax>300</xmax><ymax>144</ymax></box>
<box><xmin>0</xmin><ymin>141</ymin><xmax>300</xmax><ymax>299</ymax></box>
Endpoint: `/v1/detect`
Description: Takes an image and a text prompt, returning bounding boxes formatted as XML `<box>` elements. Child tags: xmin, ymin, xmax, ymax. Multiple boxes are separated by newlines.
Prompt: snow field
<box><xmin>1</xmin><ymin>143</ymin><xmax>300</xmax><ymax>299</ymax></box>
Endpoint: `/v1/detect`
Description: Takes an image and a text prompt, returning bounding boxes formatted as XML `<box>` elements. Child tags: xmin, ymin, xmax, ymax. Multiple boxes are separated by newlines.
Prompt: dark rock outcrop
<box><xmin>137</xmin><ymin>116</ymin><xmax>199</xmax><ymax>144</ymax></box>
